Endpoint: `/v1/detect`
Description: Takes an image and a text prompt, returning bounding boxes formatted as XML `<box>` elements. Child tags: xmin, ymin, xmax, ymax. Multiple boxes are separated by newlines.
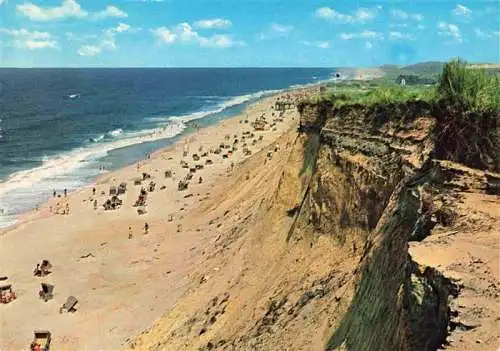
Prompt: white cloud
<box><xmin>389</xmin><ymin>31</ymin><xmax>416</xmax><ymax>40</ymax></box>
<box><xmin>65</xmin><ymin>32</ymin><xmax>98</xmax><ymax>41</ymax></box>
<box><xmin>316</xmin><ymin>6</ymin><xmax>380</xmax><ymax>23</ymax></box>
<box><xmin>271</xmin><ymin>23</ymin><xmax>294</xmax><ymax>34</ymax></box>
<box><xmin>340</xmin><ymin>30</ymin><xmax>383</xmax><ymax>40</ymax></box>
<box><xmin>151</xmin><ymin>22</ymin><xmax>244</xmax><ymax>48</ymax></box>
<box><xmin>452</xmin><ymin>4</ymin><xmax>472</xmax><ymax>16</ymax></box>
<box><xmin>1</xmin><ymin>28</ymin><xmax>51</xmax><ymax>39</ymax></box>
<box><xmin>77</xmin><ymin>45</ymin><xmax>101</xmax><ymax>56</ymax></box>
<box><xmin>475</xmin><ymin>28</ymin><xmax>499</xmax><ymax>39</ymax></box>
<box><xmin>316</xmin><ymin>7</ymin><xmax>335</xmax><ymax>19</ymax></box>
<box><xmin>17</xmin><ymin>0</ymin><xmax>127</xmax><ymax>21</ymax></box>
<box><xmin>94</xmin><ymin>5</ymin><xmax>127</xmax><ymax>19</ymax></box>
<box><xmin>391</xmin><ymin>9</ymin><xmax>423</xmax><ymax>21</ymax></box>
<box><xmin>109</xmin><ymin>22</ymin><xmax>138</xmax><ymax>36</ymax></box>
<box><xmin>17</xmin><ymin>0</ymin><xmax>87</xmax><ymax>21</ymax></box>
<box><xmin>0</xmin><ymin>28</ymin><xmax>58</xmax><ymax>49</ymax></box>
<box><xmin>22</xmin><ymin>39</ymin><xmax>57</xmax><ymax>49</ymax></box>
<box><xmin>301</xmin><ymin>40</ymin><xmax>331</xmax><ymax>49</ymax></box>
<box><xmin>365</xmin><ymin>41</ymin><xmax>373</xmax><ymax>49</ymax></box>
<box><xmin>115</xmin><ymin>23</ymin><xmax>131</xmax><ymax>33</ymax></box>
<box><xmin>438</xmin><ymin>22</ymin><xmax>462</xmax><ymax>42</ymax></box>
<box><xmin>177</xmin><ymin>22</ymin><xmax>199</xmax><ymax>41</ymax></box>
<box><xmin>193</xmin><ymin>18</ymin><xmax>232</xmax><ymax>29</ymax></box>
<box><xmin>389</xmin><ymin>23</ymin><xmax>409</xmax><ymax>28</ymax></box>
<box><xmin>100</xmin><ymin>38</ymin><xmax>116</xmax><ymax>50</ymax></box>
<box><xmin>200</xmin><ymin>34</ymin><xmax>244</xmax><ymax>48</ymax></box>
<box><xmin>258</xmin><ymin>23</ymin><xmax>294</xmax><ymax>40</ymax></box>
<box><xmin>355</xmin><ymin>7</ymin><xmax>379</xmax><ymax>21</ymax></box>
<box><xmin>151</xmin><ymin>27</ymin><xmax>177</xmax><ymax>44</ymax></box>
<box><xmin>417</xmin><ymin>24</ymin><xmax>426</xmax><ymax>30</ymax></box>
<box><xmin>76</xmin><ymin>23</ymin><xmax>133</xmax><ymax>57</ymax></box>
<box><xmin>77</xmin><ymin>36</ymin><xmax>115</xmax><ymax>56</ymax></box>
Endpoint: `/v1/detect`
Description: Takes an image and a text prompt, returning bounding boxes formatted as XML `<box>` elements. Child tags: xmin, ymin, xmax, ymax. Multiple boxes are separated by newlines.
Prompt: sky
<box><xmin>0</xmin><ymin>0</ymin><xmax>499</xmax><ymax>67</ymax></box>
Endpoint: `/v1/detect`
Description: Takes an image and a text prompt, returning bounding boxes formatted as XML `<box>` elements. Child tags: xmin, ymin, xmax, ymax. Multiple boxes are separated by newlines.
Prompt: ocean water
<box><xmin>0</xmin><ymin>68</ymin><xmax>335</xmax><ymax>228</ymax></box>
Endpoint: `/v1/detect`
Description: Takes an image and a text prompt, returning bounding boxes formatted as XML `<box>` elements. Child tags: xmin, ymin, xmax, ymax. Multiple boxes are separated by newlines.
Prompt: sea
<box><xmin>0</xmin><ymin>68</ymin><xmax>336</xmax><ymax>228</ymax></box>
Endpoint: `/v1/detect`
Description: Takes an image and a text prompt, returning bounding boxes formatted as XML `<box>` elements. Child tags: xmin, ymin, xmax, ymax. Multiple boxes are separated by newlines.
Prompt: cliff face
<box><xmin>297</xmin><ymin>101</ymin><xmax>454</xmax><ymax>351</ymax></box>
<box><xmin>298</xmin><ymin>100</ymin><xmax>498</xmax><ymax>351</ymax></box>
<box><xmin>126</xmin><ymin>99</ymin><xmax>499</xmax><ymax>351</ymax></box>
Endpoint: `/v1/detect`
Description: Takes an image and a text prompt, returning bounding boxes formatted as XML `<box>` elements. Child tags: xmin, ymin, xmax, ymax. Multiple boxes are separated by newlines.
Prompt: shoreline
<box><xmin>0</xmin><ymin>85</ymin><xmax>319</xmax><ymax>350</ymax></box>
<box><xmin>0</xmin><ymin>82</ymin><xmax>329</xmax><ymax>234</ymax></box>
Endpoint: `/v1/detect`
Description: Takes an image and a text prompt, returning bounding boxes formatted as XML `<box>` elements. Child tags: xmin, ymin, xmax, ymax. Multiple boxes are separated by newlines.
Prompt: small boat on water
<box><xmin>67</xmin><ymin>93</ymin><xmax>80</xmax><ymax>100</ymax></box>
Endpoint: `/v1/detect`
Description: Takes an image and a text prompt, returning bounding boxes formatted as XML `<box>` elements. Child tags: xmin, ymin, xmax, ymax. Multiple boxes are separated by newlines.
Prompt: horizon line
<box><xmin>1</xmin><ymin>60</ymin><xmax>497</xmax><ymax>70</ymax></box>
<box><xmin>0</xmin><ymin>66</ymin><xmax>355</xmax><ymax>69</ymax></box>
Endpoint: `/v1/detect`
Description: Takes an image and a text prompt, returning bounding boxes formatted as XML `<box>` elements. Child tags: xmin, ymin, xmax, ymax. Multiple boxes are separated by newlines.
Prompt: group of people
<box><xmin>49</xmin><ymin>202</ymin><xmax>70</xmax><ymax>215</ymax></box>
<box><xmin>53</xmin><ymin>189</ymin><xmax>67</xmax><ymax>198</ymax></box>
<box><xmin>49</xmin><ymin>189</ymin><xmax>71</xmax><ymax>215</ymax></box>
<box><xmin>128</xmin><ymin>222</ymin><xmax>149</xmax><ymax>239</ymax></box>
<box><xmin>136</xmin><ymin>153</ymin><xmax>153</xmax><ymax>171</ymax></box>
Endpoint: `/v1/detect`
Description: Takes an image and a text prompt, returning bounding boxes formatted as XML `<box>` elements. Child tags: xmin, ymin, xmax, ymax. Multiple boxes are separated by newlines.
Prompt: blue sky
<box><xmin>0</xmin><ymin>0</ymin><xmax>499</xmax><ymax>67</ymax></box>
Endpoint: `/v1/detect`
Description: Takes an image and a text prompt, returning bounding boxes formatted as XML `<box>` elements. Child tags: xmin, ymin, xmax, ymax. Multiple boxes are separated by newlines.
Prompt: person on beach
<box><xmin>65</xmin><ymin>203</ymin><xmax>70</xmax><ymax>215</ymax></box>
<box><xmin>144</xmin><ymin>222</ymin><xmax>149</xmax><ymax>235</ymax></box>
<box><xmin>93</xmin><ymin>199</ymin><xmax>97</xmax><ymax>210</ymax></box>
<box><xmin>128</xmin><ymin>226</ymin><xmax>133</xmax><ymax>239</ymax></box>
<box><xmin>53</xmin><ymin>190</ymin><xmax>56</xmax><ymax>197</ymax></box>
<box><xmin>64</xmin><ymin>188</ymin><xmax>67</xmax><ymax>197</ymax></box>
<box><xmin>92</xmin><ymin>187</ymin><xmax>96</xmax><ymax>196</ymax></box>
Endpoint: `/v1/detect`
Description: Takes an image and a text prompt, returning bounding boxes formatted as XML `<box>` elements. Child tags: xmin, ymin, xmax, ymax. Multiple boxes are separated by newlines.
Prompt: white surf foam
<box><xmin>150</xmin><ymin>89</ymin><xmax>282</xmax><ymax>124</ymax></box>
<box><xmin>108</xmin><ymin>128</ymin><xmax>123</xmax><ymax>137</ymax></box>
<box><xmin>0</xmin><ymin>121</ymin><xmax>186</xmax><ymax>200</ymax></box>
<box><xmin>91</xmin><ymin>134</ymin><xmax>105</xmax><ymax>142</ymax></box>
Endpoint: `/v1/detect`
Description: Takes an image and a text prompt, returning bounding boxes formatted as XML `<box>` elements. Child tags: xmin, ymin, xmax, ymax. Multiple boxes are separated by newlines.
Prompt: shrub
<box><xmin>437</xmin><ymin>58</ymin><xmax>500</xmax><ymax>112</ymax></box>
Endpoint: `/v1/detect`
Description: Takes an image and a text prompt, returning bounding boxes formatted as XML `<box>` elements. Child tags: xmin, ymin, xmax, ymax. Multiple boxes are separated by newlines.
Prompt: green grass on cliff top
<box><xmin>318</xmin><ymin>59</ymin><xmax>500</xmax><ymax>113</ymax></box>
<box><xmin>323</xmin><ymin>84</ymin><xmax>436</xmax><ymax>108</ymax></box>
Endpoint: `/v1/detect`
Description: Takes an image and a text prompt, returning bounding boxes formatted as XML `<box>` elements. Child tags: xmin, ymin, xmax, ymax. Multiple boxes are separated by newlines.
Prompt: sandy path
<box><xmin>0</xmin><ymin>88</ymin><xmax>315</xmax><ymax>350</ymax></box>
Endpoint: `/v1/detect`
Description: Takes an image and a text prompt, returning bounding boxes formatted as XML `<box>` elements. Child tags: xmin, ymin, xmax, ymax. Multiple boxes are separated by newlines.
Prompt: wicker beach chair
<box><xmin>39</xmin><ymin>283</ymin><xmax>54</xmax><ymax>302</ymax></box>
<box><xmin>30</xmin><ymin>330</ymin><xmax>51</xmax><ymax>351</ymax></box>
<box><xmin>0</xmin><ymin>284</ymin><xmax>16</xmax><ymax>304</ymax></box>
<box><xmin>59</xmin><ymin>296</ymin><xmax>78</xmax><ymax>313</ymax></box>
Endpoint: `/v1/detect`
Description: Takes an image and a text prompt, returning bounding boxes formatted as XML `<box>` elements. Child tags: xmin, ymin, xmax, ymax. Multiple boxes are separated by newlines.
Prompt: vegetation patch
<box><xmin>303</xmin><ymin>58</ymin><xmax>499</xmax><ymax>171</ymax></box>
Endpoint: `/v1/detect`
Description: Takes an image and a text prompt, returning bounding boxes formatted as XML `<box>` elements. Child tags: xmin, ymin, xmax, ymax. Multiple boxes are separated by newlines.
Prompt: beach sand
<box><xmin>0</xmin><ymin>87</ymin><xmax>318</xmax><ymax>350</ymax></box>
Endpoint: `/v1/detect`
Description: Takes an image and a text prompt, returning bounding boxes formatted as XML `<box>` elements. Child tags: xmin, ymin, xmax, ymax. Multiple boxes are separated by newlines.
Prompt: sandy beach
<box><xmin>0</xmin><ymin>87</ymin><xmax>318</xmax><ymax>350</ymax></box>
